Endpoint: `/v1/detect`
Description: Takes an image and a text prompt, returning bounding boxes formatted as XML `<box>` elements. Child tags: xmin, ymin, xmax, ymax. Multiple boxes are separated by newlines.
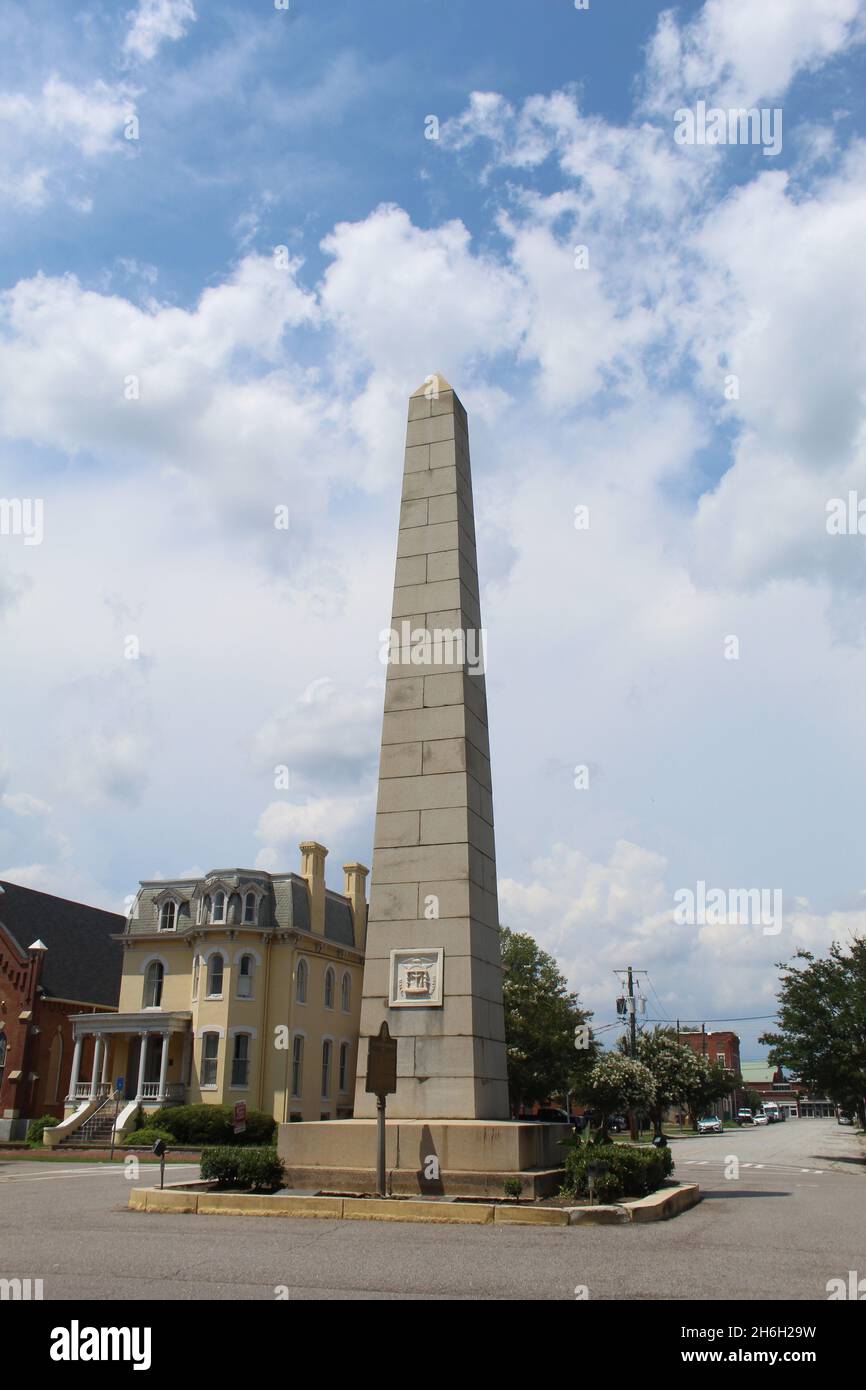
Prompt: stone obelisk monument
<box><xmin>353</xmin><ymin>374</ymin><xmax>509</xmax><ymax>1120</ymax></box>
<box><xmin>278</xmin><ymin>378</ymin><xmax>568</xmax><ymax>1196</ymax></box>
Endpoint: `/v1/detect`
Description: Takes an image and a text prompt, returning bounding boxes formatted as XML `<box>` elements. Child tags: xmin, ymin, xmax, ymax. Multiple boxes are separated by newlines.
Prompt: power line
<box><xmin>645</xmin><ymin>972</ymin><xmax>672</xmax><ymax>1024</ymax></box>
<box><xmin>645</xmin><ymin>1014</ymin><xmax>778</xmax><ymax>1024</ymax></box>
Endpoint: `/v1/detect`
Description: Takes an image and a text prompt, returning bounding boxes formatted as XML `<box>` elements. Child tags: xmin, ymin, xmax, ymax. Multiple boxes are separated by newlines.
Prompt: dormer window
<box><xmin>213</xmin><ymin>891</ymin><xmax>226</xmax><ymax>924</ymax></box>
<box><xmin>158</xmin><ymin>901</ymin><xmax>177</xmax><ymax>933</ymax></box>
<box><xmin>202</xmin><ymin>895</ymin><xmax>212</xmax><ymax>924</ymax></box>
<box><xmin>243</xmin><ymin>892</ymin><xmax>257</xmax><ymax>925</ymax></box>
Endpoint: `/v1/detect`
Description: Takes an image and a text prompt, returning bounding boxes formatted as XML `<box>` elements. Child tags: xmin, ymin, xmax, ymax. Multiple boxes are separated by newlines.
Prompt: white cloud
<box><xmin>0</xmin><ymin>75</ymin><xmax>136</xmax><ymax>210</ymax></box>
<box><xmin>124</xmin><ymin>0</ymin><xmax>197</xmax><ymax>64</ymax></box>
<box><xmin>643</xmin><ymin>0</ymin><xmax>866</xmax><ymax>111</ymax></box>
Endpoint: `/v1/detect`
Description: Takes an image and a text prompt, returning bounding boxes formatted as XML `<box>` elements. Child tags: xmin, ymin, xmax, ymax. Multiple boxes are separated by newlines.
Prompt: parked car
<box><xmin>736</xmin><ymin>1108</ymin><xmax>754</xmax><ymax>1125</ymax></box>
<box><xmin>607</xmin><ymin>1115</ymin><xmax>628</xmax><ymax>1133</ymax></box>
<box><xmin>837</xmin><ymin>1113</ymin><xmax>854</xmax><ymax>1125</ymax></box>
<box><xmin>529</xmin><ymin>1108</ymin><xmax>589</xmax><ymax>1128</ymax></box>
<box><xmin>753</xmin><ymin>1112</ymin><xmax>769</xmax><ymax>1125</ymax></box>
<box><xmin>697</xmin><ymin>1115</ymin><xmax>723</xmax><ymax>1134</ymax></box>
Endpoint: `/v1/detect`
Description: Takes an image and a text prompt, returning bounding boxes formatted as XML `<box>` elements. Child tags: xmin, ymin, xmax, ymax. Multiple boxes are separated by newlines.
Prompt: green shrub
<box><xmin>122</xmin><ymin>1127</ymin><xmax>176</xmax><ymax>1148</ymax></box>
<box><xmin>200</xmin><ymin>1146</ymin><xmax>285</xmax><ymax>1192</ymax></box>
<box><xmin>502</xmin><ymin>1177</ymin><xmax>523</xmax><ymax>1201</ymax></box>
<box><xmin>27</xmin><ymin>1115</ymin><xmax>59</xmax><ymax>1146</ymax></box>
<box><xmin>149</xmin><ymin>1104</ymin><xmax>276</xmax><ymax>1146</ymax></box>
<box><xmin>562</xmin><ymin>1142</ymin><xmax>674</xmax><ymax>1201</ymax></box>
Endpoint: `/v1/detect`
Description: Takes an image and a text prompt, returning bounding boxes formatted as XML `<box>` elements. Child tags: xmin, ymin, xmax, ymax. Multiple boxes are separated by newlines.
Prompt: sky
<box><xmin>2</xmin><ymin>0</ymin><xmax>866</xmax><ymax>1061</ymax></box>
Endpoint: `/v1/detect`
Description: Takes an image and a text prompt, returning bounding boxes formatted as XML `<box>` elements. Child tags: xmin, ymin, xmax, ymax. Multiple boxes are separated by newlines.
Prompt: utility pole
<box><xmin>614</xmin><ymin>967</ymin><xmax>648</xmax><ymax>1140</ymax></box>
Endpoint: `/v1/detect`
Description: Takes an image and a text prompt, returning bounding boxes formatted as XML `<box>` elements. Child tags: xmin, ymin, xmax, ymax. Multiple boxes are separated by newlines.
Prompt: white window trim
<box><xmin>338</xmin><ymin>1038</ymin><xmax>351</xmax><ymax>1094</ymax></box>
<box><xmin>291</xmin><ymin>1029</ymin><xmax>306</xmax><ymax>1099</ymax></box>
<box><xmin>321</xmin><ymin>1035</ymin><xmax>334</xmax><ymax>1100</ymax></box>
<box><xmin>202</xmin><ymin>946</ymin><xmax>227</xmax><ymax>1000</ymax></box>
<box><xmin>228</xmin><ymin>1030</ymin><xmax>254</xmax><ymax>1091</ymax></box>
<box><xmin>199</xmin><ymin>1029</ymin><xmax>221</xmax><ymax>1091</ymax></box>
<box><xmin>295</xmin><ymin>957</ymin><xmax>309</xmax><ymax>1006</ymax></box>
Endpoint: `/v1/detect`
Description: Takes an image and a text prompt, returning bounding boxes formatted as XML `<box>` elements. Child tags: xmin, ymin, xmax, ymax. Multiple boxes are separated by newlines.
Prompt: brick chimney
<box><xmin>342</xmin><ymin>863</ymin><xmax>369</xmax><ymax>952</ymax></box>
<box><xmin>299</xmin><ymin>842</ymin><xmax>328</xmax><ymax>935</ymax></box>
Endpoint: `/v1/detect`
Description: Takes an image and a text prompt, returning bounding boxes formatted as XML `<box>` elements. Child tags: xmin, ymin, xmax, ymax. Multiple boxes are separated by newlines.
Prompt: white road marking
<box><xmin>0</xmin><ymin>1163</ymin><xmax>198</xmax><ymax>1185</ymax></box>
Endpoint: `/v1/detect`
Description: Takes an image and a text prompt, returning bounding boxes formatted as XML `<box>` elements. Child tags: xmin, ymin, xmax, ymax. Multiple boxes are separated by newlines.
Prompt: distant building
<box><xmin>0</xmin><ymin>881</ymin><xmax>124</xmax><ymax>1139</ymax></box>
<box><xmin>50</xmin><ymin>842</ymin><xmax>368</xmax><ymax>1146</ymax></box>
<box><xmin>739</xmin><ymin>1062</ymin><xmax>834</xmax><ymax>1117</ymax></box>
<box><xmin>677</xmin><ymin>1028</ymin><xmax>743</xmax><ymax>1121</ymax></box>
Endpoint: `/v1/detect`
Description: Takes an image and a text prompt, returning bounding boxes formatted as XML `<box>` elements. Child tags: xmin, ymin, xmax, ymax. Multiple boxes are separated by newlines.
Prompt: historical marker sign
<box><xmin>365</xmin><ymin>1021</ymin><xmax>397</xmax><ymax>1096</ymax></box>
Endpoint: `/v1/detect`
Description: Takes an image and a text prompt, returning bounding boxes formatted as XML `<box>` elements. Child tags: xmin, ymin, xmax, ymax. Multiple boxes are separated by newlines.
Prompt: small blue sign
<box><xmin>115</xmin><ymin>1077</ymin><xmax>125</xmax><ymax>1095</ymax></box>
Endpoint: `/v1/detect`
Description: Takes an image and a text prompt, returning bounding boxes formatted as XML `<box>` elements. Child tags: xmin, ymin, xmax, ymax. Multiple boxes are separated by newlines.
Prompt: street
<box><xmin>0</xmin><ymin>1119</ymin><xmax>862</xmax><ymax>1300</ymax></box>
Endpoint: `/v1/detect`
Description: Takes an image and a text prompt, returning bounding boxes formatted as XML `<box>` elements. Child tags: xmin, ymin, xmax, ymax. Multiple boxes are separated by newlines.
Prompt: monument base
<box><xmin>277</xmin><ymin>1119</ymin><xmax>572</xmax><ymax>1201</ymax></box>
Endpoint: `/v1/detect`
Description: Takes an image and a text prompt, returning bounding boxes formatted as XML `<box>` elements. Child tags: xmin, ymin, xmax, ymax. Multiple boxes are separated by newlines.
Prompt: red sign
<box><xmin>233</xmin><ymin>1101</ymin><xmax>247</xmax><ymax>1134</ymax></box>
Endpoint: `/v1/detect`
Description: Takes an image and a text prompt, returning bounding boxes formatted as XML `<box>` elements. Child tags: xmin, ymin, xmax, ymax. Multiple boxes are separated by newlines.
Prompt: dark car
<box><xmin>607</xmin><ymin>1115</ymin><xmax>628</xmax><ymax>1133</ymax></box>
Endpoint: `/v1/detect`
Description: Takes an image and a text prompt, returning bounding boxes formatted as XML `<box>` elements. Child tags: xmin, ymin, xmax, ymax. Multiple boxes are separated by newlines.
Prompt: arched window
<box><xmin>213</xmin><ymin>891</ymin><xmax>226</xmax><ymax>924</ymax></box>
<box><xmin>243</xmin><ymin>892</ymin><xmax>257</xmax><ymax>924</ymax></box>
<box><xmin>202</xmin><ymin>895</ymin><xmax>212</xmax><ymax>924</ymax></box>
<box><xmin>144</xmin><ymin>961</ymin><xmax>164</xmax><ymax>1008</ymax></box>
<box><xmin>296</xmin><ymin>958</ymin><xmax>307</xmax><ymax>1004</ymax></box>
<box><xmin>206</xmin><ymin>953</ymin><xmax>224</xmax><ymax>998</ymax></box>
<box><xmin>339</xmin><ymin>1041</ymin><xmax>349</xmax><ymax>1093</ymax></box>
<box><xmin>324</xmin><ymin>967</ymin><xmax>335</xmax><ymax>1010</ymax></box>
<box><xmin>191</xmin><ymin>955</ymin><xmax>200</xmax><ymax>1001</ymax></box>
<box><xmin>291</xmin><ymin>1035</ymin><xmax>304</xmax><ymax>1097</ymax></box>
<box><xmin>340</xmin><ymin>972</ymin><xmax>351</xmax><ymax>1013</ymax></box>
<box><xmin>321</xmin><ymin>1039</ymin><xmax>332</xmax><ymax>1099</ymax></box>
<box><xmin>237</xmin><ymin>954</ymin><xmax>254</xmax><ymax>999</ymax></box>
<box><xmin>201</xmin><ymin>1032</ymin><xmax>219</xmax><ymax>1088</ymax></box>
<box><xmin>159</xmin><ymin>901</ymin><xmax>176</xmax><ymax>932</ymax></box>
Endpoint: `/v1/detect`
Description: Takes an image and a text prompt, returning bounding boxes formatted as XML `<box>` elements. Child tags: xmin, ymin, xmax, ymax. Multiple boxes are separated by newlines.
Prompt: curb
<box><xmin>128</xmin><ymin>1181</ymin><xmax>700</xmax><ymax>1226</ymax></box>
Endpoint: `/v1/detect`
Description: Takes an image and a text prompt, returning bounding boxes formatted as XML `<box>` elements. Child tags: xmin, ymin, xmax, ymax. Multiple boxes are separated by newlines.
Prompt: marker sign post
<box><xmin>365</xmin><ymin>1022</ymin><xmax>397</xmax><ymax>1197</ymax></box>
<box><xmin>233</xmin><ymin>1101</ymin><xmax>247</xmax><ymax>1136</ymax></box>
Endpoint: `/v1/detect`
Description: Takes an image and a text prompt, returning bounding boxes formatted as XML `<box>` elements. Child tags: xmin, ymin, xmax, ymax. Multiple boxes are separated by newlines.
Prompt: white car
<box><xmin>753</xmin><ymin>1113</ymin><xmax>769</xmax><ymax>1125</ymax></box>
<box><xmin>697</xmin><ymin>1115</ymin><xmax>723</xmax><ymax>1134</ymax></box>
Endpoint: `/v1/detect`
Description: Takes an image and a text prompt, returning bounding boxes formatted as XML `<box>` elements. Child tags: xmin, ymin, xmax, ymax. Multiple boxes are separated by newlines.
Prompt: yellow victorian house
<box><xmin>46</xmin><ymin>843</ymin><xmax>368</xmax><ymax>1146</ymax></box>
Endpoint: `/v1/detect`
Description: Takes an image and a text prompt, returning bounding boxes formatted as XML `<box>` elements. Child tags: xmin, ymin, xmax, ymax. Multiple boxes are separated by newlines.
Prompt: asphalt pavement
<box><xmin>0</xmin><ymin>1118</ymin><xmax>862</xmax><ymax>1299</ymax></box>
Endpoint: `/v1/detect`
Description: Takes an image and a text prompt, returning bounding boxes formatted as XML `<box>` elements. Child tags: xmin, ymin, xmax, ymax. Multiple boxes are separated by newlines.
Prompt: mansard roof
<box><xmin>128</xmin><ymin>869</ymin><xmax>356</xmax><ymax>949</ymax></box>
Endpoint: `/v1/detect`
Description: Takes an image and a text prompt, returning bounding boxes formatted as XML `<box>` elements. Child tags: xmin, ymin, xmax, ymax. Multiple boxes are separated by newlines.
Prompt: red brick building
<box><xmin>678</xmin><ymin>1028</ymin><xmax>744</xmax><ymax>1121</ymax></box>
<box><xmin>0</xmin><ymin>881</ymin><xmax>124</xmax><ymax>1139</ymax></box>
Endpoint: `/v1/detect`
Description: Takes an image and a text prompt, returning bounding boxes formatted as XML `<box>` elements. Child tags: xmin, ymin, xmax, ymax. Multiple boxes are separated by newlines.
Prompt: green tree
<box><xmin>681</xmin><ymin>1058</ymin><xmax>732</xmax><ymax>1131</ymax></box>
<box><xmin>579</xmin><ymin>1053</ymin><xmax>656</xmax><ymax>1137</ymax></box>
<box><xmin>619</xmin><ymin>1027</ymin><xmax>707</xmax><ymax>1137</ymax></box>
<box><xmin>501</xmin><ymin>926</ymin><xmax>595</xmax><ymax>1113</ymax></box>
<box><xmin>760</xmin><ymin>938</ymin><xmax>866</xmax><ymax>1131</ymax></box>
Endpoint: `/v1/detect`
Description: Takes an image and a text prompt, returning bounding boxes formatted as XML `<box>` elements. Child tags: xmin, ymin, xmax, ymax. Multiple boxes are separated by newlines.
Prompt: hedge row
<box><xmin>563</xmin><ymin>1142</ymin><xmax>674</xmax><ymax>1202</ymax></box>
<box><xmin>200</xmin><ymin>1146</ymin><xmax>285</xmax><ymax>1192</ymax></box>
<box><xmin>145</xmin><ymin>1104</ymin><xmax>276</xmax><ymax>1146</ymax></box>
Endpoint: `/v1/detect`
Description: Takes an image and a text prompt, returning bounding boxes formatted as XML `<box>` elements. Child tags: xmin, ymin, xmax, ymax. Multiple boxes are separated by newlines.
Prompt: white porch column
<box><xmin>89</xmin><ymin>1036</ymin><xmax>104</xmax><ymax>1100</ymax></box>
<box><xmin>135</xmin><ymin>1030</ymin><xmax>149</xmax><ymax>1100</ymax></box>
<box><xmin>101</xmin><ymin>1037</ymin><xmax>111</xmax><ymax>1087</ymax></box>
<box><xmin>157</xmin><ymin>1031</ymin><xmax>170</xmax><ymax>1101</ymax></box>
<box><xmin>67</xmin><ymin>1035</ymin><xmax>84</xmax><ymax>1101</ymax></box>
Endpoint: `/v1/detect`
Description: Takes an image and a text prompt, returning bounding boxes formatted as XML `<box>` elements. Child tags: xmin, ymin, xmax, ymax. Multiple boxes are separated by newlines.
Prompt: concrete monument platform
<box><xmin>277</xmin><ymin>1118</ymin><xmax>572</xmax><ymax>1199</ymax></box>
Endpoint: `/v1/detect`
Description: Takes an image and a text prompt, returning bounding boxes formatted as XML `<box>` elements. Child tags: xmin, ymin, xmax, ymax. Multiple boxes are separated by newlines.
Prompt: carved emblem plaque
<box><xmin>388</xmin><ymin>948</ymin><xmax>444</xmax><ymax>1008</ymax></box>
